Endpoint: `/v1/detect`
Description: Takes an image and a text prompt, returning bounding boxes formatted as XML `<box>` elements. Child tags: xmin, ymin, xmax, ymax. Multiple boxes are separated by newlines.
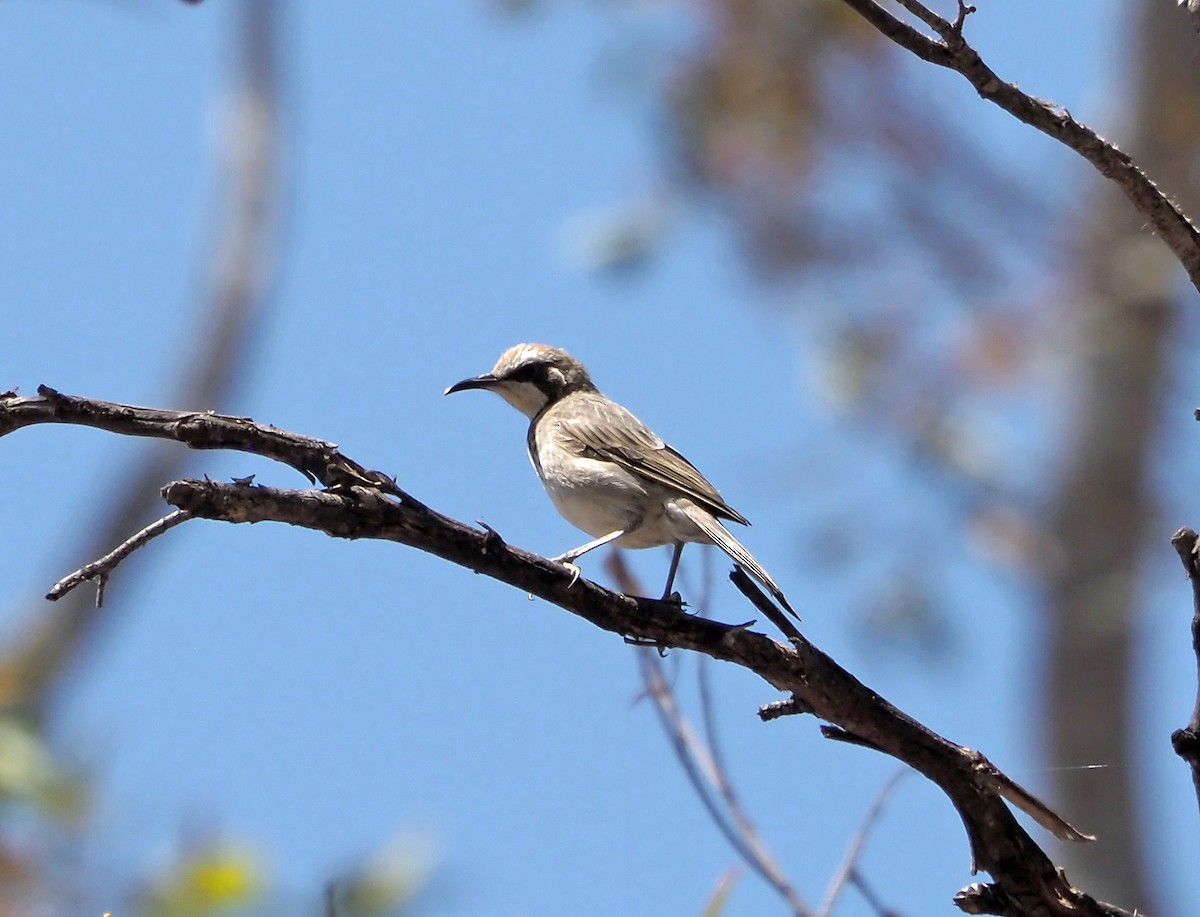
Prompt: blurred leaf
<box><xmin>560</xmin><ymin>197</ymin><xmax>673</xmax><ymax>275</ymax></box>
<box><xmin>0</xmin><ymin>716</ymin><xmax>86</xmax><ymax>823</ymax></box>
<box><xmin>328</xmin><ymin>832</ymin><xmax>438</xmax><ymax>917</ymax></box>
<box><xmin>139</xmin><ymin>841</ymin><xmax>264</xmax><ymax>917</ymax></box>
<box><xmin>0</xmin><ymin>718</ymin><xmax>56</xmax><ymax>801</ymax></box>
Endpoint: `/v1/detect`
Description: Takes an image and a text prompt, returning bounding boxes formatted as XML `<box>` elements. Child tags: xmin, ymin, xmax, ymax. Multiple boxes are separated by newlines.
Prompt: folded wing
<box><xmin>559</xmin><ymin>397</ymin><xmax>750</xmax><ymax>526</ymax></box>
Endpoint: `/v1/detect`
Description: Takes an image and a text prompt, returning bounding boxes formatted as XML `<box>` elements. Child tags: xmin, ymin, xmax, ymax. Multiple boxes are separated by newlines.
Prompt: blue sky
<box><xmin>3</xmin><ymin>1</ymin><xmax>1196</xmax><ymax>915</ymax></box>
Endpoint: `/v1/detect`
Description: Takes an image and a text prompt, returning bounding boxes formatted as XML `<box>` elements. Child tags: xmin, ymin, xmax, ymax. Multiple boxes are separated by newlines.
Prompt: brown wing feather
<box><xmin>558</xmin><ymin>396</ymin><xmax>750</xmax><ymax>526</ymax></box>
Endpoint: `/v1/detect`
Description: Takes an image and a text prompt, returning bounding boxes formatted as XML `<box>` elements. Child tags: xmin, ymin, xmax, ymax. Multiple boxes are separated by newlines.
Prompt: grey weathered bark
<box><xmin>1040</xmin><ymin>1</ymin><xmax>1200</xmax><ymax>910</ymax></box>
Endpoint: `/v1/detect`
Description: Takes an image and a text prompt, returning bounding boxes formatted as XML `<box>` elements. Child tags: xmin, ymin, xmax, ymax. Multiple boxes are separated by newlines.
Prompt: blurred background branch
<box><xmin>0</xmin><ymin>0</ymin><xmax>282</xmax><ymax>722</ymax></box>
<box><xmin>530</xmin><ymin>0</ymin><xmax>1200</xmax><ymax>910</ymax></box>
<box><xmin>0</xmin><ymin>2</ymin><xmax>282</xmax><ymax>913</ymax></box>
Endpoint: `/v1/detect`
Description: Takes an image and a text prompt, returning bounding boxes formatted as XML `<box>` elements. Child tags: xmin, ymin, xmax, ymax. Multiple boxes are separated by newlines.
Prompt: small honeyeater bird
<box><xmin>445</xmin><ymin>343</ymin><xmax>796</xmax><ymax>617</ymax></box>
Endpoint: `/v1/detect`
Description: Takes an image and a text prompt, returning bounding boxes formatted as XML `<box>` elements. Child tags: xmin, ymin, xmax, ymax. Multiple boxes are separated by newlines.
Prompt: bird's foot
<box><xmin>659</xmin><ymin>589</ymin><xmax>685</xmax><ymax>607</ymax></box>
<box><xmin>623</xmin><ymin>634</ymin><xmax>670</xmax><ymax>656</ymax></box>
<box><xmin>551</xmin><ymin>556</ymin><xmax>582</xmax><ymax>588</ymax></box>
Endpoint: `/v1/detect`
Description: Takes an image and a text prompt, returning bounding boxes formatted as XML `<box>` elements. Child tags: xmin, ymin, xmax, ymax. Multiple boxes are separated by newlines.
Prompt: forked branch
<box><xmin>837</xmin><ymin>0</ymin><xmax>1200</xmax><ymax>294</ymax></box>
<box><xmin>0</xmin><ymin>388</ymin><xmax>1129</xmax><ymax>916</ymax></box>
<box><xmin>46</xmin><ymin>510</ymin><xmax>194</xmax><ymax>604</ymax></box>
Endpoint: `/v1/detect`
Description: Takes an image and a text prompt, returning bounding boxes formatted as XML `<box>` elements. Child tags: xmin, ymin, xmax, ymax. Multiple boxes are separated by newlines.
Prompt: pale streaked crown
<box><xmin>490</xmin><ymin>343</ymin><xmax>593</xmax><ymax>387</ymax></box>
<box><xmin>445</xmin><ymin>343</ymin><xmax>597</xmax><ymax>418</ymax></box>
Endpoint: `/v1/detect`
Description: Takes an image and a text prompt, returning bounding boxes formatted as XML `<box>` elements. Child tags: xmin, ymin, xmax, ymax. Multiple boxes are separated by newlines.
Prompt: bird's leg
<box><xmin>661</xmin><ymin>542</ymin><xmax>685</xmax><ymax>602</ymax></box>
<box><xmin>552</xmin><ymin>529</ymin><xmax>626</xmax><ymax>564</ymax></box>
<box><xmin>551</xmin><ymin>529</ymin><xmax>626</xmax><ymax>588</ymax></box>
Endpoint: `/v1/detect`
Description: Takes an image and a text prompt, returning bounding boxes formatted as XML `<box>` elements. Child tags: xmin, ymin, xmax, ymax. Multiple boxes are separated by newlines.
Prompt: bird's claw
<box><xmin>564</xmin><ymin>563</ymin><xmax>581</xmax><ymax>588</ymax></box>
<box><xmin>551</xmin><ymin>556</ymin><xmax>582</xmax><ymax>588</ymax></box>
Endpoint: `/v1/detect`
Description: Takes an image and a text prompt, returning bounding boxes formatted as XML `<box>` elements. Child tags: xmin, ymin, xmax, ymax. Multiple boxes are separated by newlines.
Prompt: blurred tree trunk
<box><xmin>1042</xmin><ymin>2</ymin><xmax>1200</xmax><ymax>910</ymax></box>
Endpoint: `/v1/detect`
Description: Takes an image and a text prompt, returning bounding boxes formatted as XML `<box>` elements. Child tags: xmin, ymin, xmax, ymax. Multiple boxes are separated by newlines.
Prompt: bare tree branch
<box><xmin>836</xmin><ymin>0</ymin><xmax>1200</xmax><ymax>294</ymax></box>
<box><xmin>0</xmin><ymin>389</ymin><xmax>1133</xmax><ymax>916</ymax></box>
<box><xmin>45</xmin><ymin>510</ymin><xmax>194</xmax><ymax>604</ymax></box>
<box><xmin>816</xmin><ymin>771</ymin><xmax>905</xmax><ymax>917</ymax></box>
<box><xmin>638</xmin><ymin>650</ymin><xmax>812</xmax><ymax>916</ymax></box>
<box><xmin>0</xmin><ymin>386</ymin><xmax>400</xmax><ymax>497</ymax></box>
<box><xmin>1169</xmin><ymin>526</ymin><xmax>1200</xmax><ymax>814</ymax></box>
<box><xmin>609</xmin><ymin>553</ymin><xmax>808</xmax><ymax>912</ymax></box>
<box><xmin>697</xmin><ymin>657</ymin><xmax>798</xmax><ymax>902</ymax></box>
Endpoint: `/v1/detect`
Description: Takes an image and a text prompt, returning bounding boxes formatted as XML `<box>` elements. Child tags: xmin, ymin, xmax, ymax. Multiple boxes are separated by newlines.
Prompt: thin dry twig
<box><xmin>852</xmin><ymin>870</ymin><xmax>902</xmax><ymax>917</ymax></box>
<box><xmin>695</xmin><ymin>658</ymin><xmax>804</xmax><ymax>907</ymax></box>
<box><xmin>639</xmin><ymin>650</ymin><xmax>811</xmax><ymax>916</ymax></box>
<box><xmin>893</xmin><ymin>0</ymin><xmax>955</xmax><ymax>33</ymax></box>
<box><xmin>728</xmin><ymin>567</ymin><xmax>802</xmax><ymax>642</ymax></box>
<box><xmin>608</xmin><ymin>554</ymin><xmax>809</xmax><ymax>912</ymax></box>
<box><xmin>817</xmin><ymin>771</ymin><xmax>905</xmax><ymax>917</ymax></box>
<box><xmin>45</xmin><ymin>510</ymin><xmax>194</xmax><ymax>604</ymax></box>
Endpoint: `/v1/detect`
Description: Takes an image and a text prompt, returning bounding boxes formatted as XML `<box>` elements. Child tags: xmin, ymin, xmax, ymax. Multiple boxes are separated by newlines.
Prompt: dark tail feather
<box><xmin>682</xmin><ymin>503</ymin><xmax>798</xmax><ymax>619</ymax></box>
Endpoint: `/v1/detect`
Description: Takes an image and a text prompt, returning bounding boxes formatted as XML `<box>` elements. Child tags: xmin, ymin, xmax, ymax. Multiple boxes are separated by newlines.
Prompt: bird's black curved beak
<box><xmin>444</xmin><ymin>373</ymin><xmax>499</xmax><ymax>396</ymax></box>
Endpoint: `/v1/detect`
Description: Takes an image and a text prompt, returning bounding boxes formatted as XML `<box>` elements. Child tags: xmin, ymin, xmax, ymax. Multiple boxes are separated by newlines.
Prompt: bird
<box><xmin>445</xmin><ymin>343</ymin><xmax>796</xmax><ymax>617</ymax></box>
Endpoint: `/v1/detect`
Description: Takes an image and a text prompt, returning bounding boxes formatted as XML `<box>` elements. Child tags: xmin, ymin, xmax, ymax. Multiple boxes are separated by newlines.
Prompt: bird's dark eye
<box><xmin>508</xmin><ymin>363</ymin><xmax>541</xmax><ymax>383</ymax></box>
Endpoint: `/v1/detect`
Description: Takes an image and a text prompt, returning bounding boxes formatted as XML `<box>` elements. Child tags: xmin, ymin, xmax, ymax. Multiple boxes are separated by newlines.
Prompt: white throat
<box><xmin>495</xmin><ymin>380</ymin><xmax>551</xmax><ymax>418</ymax></box>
